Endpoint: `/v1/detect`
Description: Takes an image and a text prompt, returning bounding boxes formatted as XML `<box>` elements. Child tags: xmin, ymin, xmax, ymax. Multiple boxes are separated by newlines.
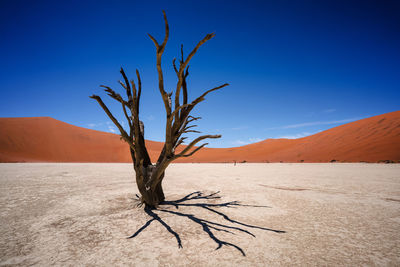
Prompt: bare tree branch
<box><xmin>187</xmin><ymin>116</ymin><xmax>201</xmax><ymax>123</ymax></box>
<box><xmin>174</xmin><ymin>33</ymin><xmax>215</xmax><ymax>121</ymax></box>
<box><xmin>183</xmin><ymin>124</ymin><xmax>198</xmax><ymax>131</ymax></box>
<box><xmin>195</xmin><ymin>83</ymin><xmax>228</xmax><ymax>103</ymax></box>
<box><xmin>172</xmin><ymin>58</ymin><xmax>178</xmax><ymax>74</ymax></box>
<box><xmin>100</xmin><ymin>85</ymin><xmax>127</xmax><ymax>104</ymax></box>
<box><xmin>177</xmin><ymin>134</ymin><xmax>221</xmax><ymax>157</ymax></box>
<box><xmin>178</xmin><ymin>143</ymin><xmax>208</xmax><ymax>157</ymax></box>
<box><xmin>89</xmin><ymin>95</ymin><xmax>135</xmax><ymax>150</ymax></box>
<box><xmin>182</xmin><ymin>66</ymin><xmax>189</xmax><ymax>105</ymax></box>
<box><xmin>177</xmin><ymin>83</ymin><xmax>228</xmax><ymax>132</ymax></box>
<box><xmin>129</xmin><ymin>80</ymin><xmax>137</xmax><ymax>102</ymax></box>
<box><xmin>180</xmin><ymin>44</ymin><xmax>184</xmax><ymax>63</ymax></box>
<box><xmin>182</xmin><ymin>130</ymin><xmax>201</xmax><ymax>134</ymax></box>
<box><xmin>118</xmin><ymin>80</ymin><xmax>127</xmax><ymax>90</ymax></box>
<box><xmin>170</xmin><ymin>103</ymin><xmax>191</xmax><ymax>119</ymax></box>
<box><xmin>148</xmin><ymin>33</ymin><xmax>159</xmax><ymax>49</ymax></box>
<box><xmin>148</xmin><ymin>11</ymin><xmax>171</xmax><ymax>118</ymax></box>
<box><xmin>160</xmin><ymin>10</ymin><xmax>169</xmax><ymax>51</ymax></box>
<box><xmin>183</xmin><ymin>33</ymin><xmax>214</xmax><ymax>70</ymax></box>
<box><xmin>122</xmin><ymin>102</ymin><xmax>132</xmax><ymax>129</ymax></box>
<box><xmin>120</xmin><ymin>67</ymin><xmax>132</xmax><ymax>100</ymax></box>
<box><xmin>136</xmin><ymin>69</ymin><xmax>142</xmax><ymax>113</ymax></box>
<box><xmin>173</xmin><ymin>137</ymin><xmax>187</xmax><ymax>150</ymax></box>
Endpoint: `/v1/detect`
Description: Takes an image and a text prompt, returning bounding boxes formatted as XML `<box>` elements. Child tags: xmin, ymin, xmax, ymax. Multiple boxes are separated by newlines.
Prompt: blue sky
<box><xmin>1</xmin><ymin>0</ymin><xmax>399</xmax><ymax>147</ymax></box>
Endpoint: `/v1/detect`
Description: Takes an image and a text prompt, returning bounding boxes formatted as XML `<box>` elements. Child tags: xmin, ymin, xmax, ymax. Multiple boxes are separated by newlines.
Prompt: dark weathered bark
<box><xmin>90</xmin><ymin>11</ymin><xmax>228</xmax><ymax>208</ymax></box>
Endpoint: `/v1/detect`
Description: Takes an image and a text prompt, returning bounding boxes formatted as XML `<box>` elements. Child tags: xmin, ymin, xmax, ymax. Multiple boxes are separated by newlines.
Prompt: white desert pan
<box><xmin>0</xmin><ymin>163</ymin><xmax>399</xmax><ymax>266</ymax></box>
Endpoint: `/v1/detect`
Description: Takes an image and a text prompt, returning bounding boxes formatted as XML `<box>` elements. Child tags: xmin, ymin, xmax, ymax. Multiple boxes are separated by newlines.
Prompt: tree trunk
<box><xmin>135</xmin><ymin>168</ymin><xmax>165</xmax><ymax>208</ymax></box>
<box><xmin>154</xmin><ymin>175</ymin><xmax>165</xmax><ymax>202</ymax></box>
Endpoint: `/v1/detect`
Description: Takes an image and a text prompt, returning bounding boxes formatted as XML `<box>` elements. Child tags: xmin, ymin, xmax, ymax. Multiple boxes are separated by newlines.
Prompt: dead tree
<box><xmin>90</xmin><ymin>11</ymin><xmax>228</xmax><ymax>208</ymax></box>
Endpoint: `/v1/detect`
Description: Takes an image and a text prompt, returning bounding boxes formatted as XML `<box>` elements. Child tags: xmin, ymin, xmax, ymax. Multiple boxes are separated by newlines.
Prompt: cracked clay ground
<box><xmin>0</xmin><ymin>163</ymin><xmax>399</xmax><ymax>266</ymax></box>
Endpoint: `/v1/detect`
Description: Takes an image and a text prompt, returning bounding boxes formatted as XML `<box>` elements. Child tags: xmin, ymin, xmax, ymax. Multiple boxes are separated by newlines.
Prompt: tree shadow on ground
<box><xmin>128</xmin><ymin>191</ymin><xmax>285</xmax><ymax>256</ymax></box>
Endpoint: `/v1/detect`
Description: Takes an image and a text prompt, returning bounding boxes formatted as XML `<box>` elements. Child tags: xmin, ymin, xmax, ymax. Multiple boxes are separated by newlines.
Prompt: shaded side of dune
<box><xmin>0</xmin><ymin>111</ymin><xmax>399</xmax><ymax>163</ymax></box>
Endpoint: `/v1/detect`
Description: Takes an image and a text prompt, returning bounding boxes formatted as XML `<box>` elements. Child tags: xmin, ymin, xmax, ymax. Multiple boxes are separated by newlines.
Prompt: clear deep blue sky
<box><xmin>1</xmin><ymin>0</ymin><xmax>399</xmax><ymax>147</ymax></box>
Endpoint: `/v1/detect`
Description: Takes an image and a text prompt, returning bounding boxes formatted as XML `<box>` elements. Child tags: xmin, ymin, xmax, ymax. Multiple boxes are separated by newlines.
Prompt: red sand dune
<box><xmin>0</xmin><ymin>111</ymin><xmax>399</xmax><ymax>163</ymax></box>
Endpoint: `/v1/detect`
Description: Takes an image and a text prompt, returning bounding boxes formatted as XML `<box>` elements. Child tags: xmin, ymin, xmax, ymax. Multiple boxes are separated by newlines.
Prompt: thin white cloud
<box><xmin>249</xmin><ymin>137</ymin><xmax>263</xmax><ymax>143</ymax></box>
<box><xmin>276</xmin><ymin>132</ymin><xmax>312</xmax><ymax>139</ymax></box>
<box><xmin>108</xmin><ymin>126</ymin><xmax>117</xmax><ymax>133</ymax></box>
<box><xmin>87</xmin><ymin>122</ymin><xmax>104</xmax><ymax>128</ymax></box>
<box><xmin>232</xmin><ymin>137</ymin><xmax>263</xmax><ymax>146</ymax></box>
<box><xmin>323</xmin><ymin>108</ymin><xmax>336</xmax><ymax>113</ymax></box>
<box><xmin>266</xmin><ymin>117</ymin><xmax>363</xmax><ymax>130</ymax></box>
<box><xmin>232</xmin><ymin>140</ymin><xmax>248</xmax><ymax>145</ymax></box>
